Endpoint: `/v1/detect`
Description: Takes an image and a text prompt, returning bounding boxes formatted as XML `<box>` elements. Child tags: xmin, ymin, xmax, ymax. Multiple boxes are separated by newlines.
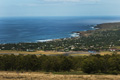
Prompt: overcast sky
<box><xmin>0</xmin><ymin>0</ymin><xmax>120</xmax><ymax>17</ymax></box>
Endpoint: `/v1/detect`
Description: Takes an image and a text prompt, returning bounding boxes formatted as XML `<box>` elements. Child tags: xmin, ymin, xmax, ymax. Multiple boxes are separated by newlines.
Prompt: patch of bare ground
<box><xmin>0</xmin><ymin>71</ymin><xmax>120</xmax><ymax>80</ymax></box>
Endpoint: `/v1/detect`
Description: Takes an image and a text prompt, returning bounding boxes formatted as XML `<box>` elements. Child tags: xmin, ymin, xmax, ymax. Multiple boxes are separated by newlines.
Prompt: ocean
<box><xmin>0</xmin><ymin>16</ymin><xmax>120</xmax><ymax>43</ymax></box>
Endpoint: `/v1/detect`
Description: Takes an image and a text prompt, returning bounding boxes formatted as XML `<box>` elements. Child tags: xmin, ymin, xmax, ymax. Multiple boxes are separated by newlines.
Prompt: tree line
<box><xmin>0</xmin><ymin>53</ymin><xmax>120</xmax><ymax>74</ymax></box>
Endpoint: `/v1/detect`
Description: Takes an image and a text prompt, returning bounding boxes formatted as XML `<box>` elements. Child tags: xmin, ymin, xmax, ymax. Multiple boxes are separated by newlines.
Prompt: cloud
<box><xmin>44</xmin><ymin>0</ymin><xmax>80</xmax><ymax>2</ymax></box>
<box><xmin>43</xmin><ymin>0</ymin><xmax>100</xmax><ymax>2</ymax></box>
<box><xmin>22</xmin><ymin>0</ymin><xmax>100</xmax><ymax>7</ymax></box>
<box><xmin>26</xmin><ymin>4</ymin><xmax>39</xmax><ymax>6</ymax></box>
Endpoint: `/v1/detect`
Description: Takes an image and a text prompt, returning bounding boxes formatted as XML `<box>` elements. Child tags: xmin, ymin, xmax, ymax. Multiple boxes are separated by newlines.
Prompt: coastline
<box><xmin>17</xmin><ymin>22</ymin><xmax>120</xmax><ymax>43</ymax></box>
<box><xmin>36</xmin><ymin>25</ymin><xmax>97</xmax><ymax>43</ymax></box>
<box><xmin>73</xmin><ymin>22</ymin><xmax>120</xmax><ymax>37</ymax></box>
<box><xmin>42</xmin><ymin>22</ymin><xmax>120</xmax><ymax>42</ymax></box>
<box><xmin>1</xmin><ymin>22</ymin><xmax>120</xmax><ymax>44</ymax></box>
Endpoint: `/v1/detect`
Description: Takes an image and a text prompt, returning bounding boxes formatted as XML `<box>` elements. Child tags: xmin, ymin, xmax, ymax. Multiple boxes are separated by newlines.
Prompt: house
<box><xmin>109</xmin><ymin>48</ymin><xmax>117</xmax><ymax>52</ymax></box>
<box><xmin>26</xmin><ymin>49</ymin><xmax>35</xmax><ymax>52</ymax></box>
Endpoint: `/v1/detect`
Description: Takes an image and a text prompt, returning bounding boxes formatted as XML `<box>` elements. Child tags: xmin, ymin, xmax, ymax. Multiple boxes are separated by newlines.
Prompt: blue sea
<box><xmin>0</xmin><ymin>16</ymin><xmax>120</xmax><ymax>43</ymax></box>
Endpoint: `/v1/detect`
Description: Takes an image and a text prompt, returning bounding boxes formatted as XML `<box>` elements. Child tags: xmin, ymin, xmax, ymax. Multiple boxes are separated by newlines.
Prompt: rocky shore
<box><xmin>74</xmin><ymin>22</ymin><xmax>120</xmax><ymax>37</ymax></box>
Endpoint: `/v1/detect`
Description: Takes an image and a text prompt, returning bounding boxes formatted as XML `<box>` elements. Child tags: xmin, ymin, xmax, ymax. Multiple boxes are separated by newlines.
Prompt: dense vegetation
<box><xmin>0</xmin><ymin>53</ymin><xmax>120</xmax><ymax>74</ymax></box>
<box><xmin>0</xmin><ymin>29</ymin><xmax>120</xmax><ymax>51</ymax></box>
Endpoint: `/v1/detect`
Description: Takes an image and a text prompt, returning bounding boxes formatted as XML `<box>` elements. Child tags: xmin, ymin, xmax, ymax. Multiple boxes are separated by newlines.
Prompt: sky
<box><xmin>0</xmin><ymin>0</ymin><xmax>120</xmax><ymax>17</ymax></box>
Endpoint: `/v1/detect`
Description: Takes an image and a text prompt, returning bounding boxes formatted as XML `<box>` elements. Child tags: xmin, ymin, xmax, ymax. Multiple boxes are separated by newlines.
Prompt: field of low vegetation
<box><xmin>0</xmin><ymin>71</ymin><xmax>120</xmax><ymax>80</ymax></box>
<box><xmin>0</xmin><ymin>50</ymin><xmax>64</xmax><ymax>55</ymax></box>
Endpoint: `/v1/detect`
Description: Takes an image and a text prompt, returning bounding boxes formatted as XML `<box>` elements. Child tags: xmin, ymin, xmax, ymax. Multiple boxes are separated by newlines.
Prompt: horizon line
<box><xmin>1</xmin><ymin>15</ymin><xmax>120</xmax><ymax>18</ymax></box>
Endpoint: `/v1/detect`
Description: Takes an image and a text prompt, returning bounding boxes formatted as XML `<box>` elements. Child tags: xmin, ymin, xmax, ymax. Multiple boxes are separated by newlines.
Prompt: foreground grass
<box><xmin>52</xmin><ymin>71</ymin><xmax>87</xmax><ymax>75</ymax></box>
<box><xmin>0</xmin><ymin>71</ymin><xmax>120</xmax><ymax>80</ymax></box>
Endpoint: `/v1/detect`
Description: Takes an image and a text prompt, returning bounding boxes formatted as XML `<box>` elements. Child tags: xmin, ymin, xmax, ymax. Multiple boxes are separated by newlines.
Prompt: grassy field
<box><xmin>0</xmin><ymin>50</ymin><xmax>64</xmax><ymax>55</ymax></box>
<box><xmin>100</xmin><ymin>51</ymin><xmax>120</xmax><ymax>55</ymax></box>
<box><xmin>69</xmin><ymin>53</ymin><xmax>90</xmax><ymax>56</ymax></box>
<box><xmin>0</xmin><ymin>71</ymin><xmax>120</xmax><ymax>80</ymax></box>
<box><xmin>99</xmin><ymin>51</ymin><xmax>113</xmax><ymax>55</ymax></box>
<box><xmin>0</xmin><ymin>50</ymin><xmax>93</xmax><ymax>56</ymax></box>
<box><xmin>0</xmin><ymin>50</ymin><xmax>120</xmax><ymax>56</ymax></box>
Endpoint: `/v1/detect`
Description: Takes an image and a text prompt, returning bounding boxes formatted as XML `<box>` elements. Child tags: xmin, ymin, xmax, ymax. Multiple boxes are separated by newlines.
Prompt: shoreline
<box><xmin>37</xmin><ymin>22</ymin><xmax>120</xmax><ymax>43</ymax></box>
<box><xmin>1</xmin><ymin>22</ymin><xmax>120</xmax><ymax>44</ymax></box>
<box><xmin>73</xmin><ymin>22</ymin><xmax>120</xmax><ymax>37</ymax></box>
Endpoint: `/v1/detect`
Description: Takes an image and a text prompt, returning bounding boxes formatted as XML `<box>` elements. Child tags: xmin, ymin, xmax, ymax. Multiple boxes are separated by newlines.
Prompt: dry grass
<box><xmin>116</xmin><ymin>52</ymin><xmax>120</xmax><ymax>55</ymax></box>
<box><xmin>36</xmin><ymin>51</ymin><xmax>64</xmax><ymax>55</ymax></box>
<box><xmin>0</xmin><ymin>50</ymin><xmax>64</xmax><ymax>55</ymax></box>
<box><xmin>100</xmin><ymin>51</ymin><xmax>113</xmax><ymax>55</ymax></box>
<box><xmin>0</xmin><ymin>50</ymin><xmax>120</xmax><ymax>56</ymax></box>
<box><xmin>70</xmin><ymin>54</ymin><xmax>90</xmax><ymax>56</ymax></box>
<box><xmin>100</xmin><ymin>51</ymin><xmax>120</xmax><ymax>55</ymax></box>
<box><xmin>0</xmin><ymin>71</ymin><xmax>120</xmax><ymax>80</ymax></box>
<box><xmin>113</xmin><ymin>46</ymin><xmax>120</xmax><ymax>49</ymax></box>
<box><xmin>0</xmin><ymin>50</ymin><xmax>96</xmax><ymax>56</ymax></box>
